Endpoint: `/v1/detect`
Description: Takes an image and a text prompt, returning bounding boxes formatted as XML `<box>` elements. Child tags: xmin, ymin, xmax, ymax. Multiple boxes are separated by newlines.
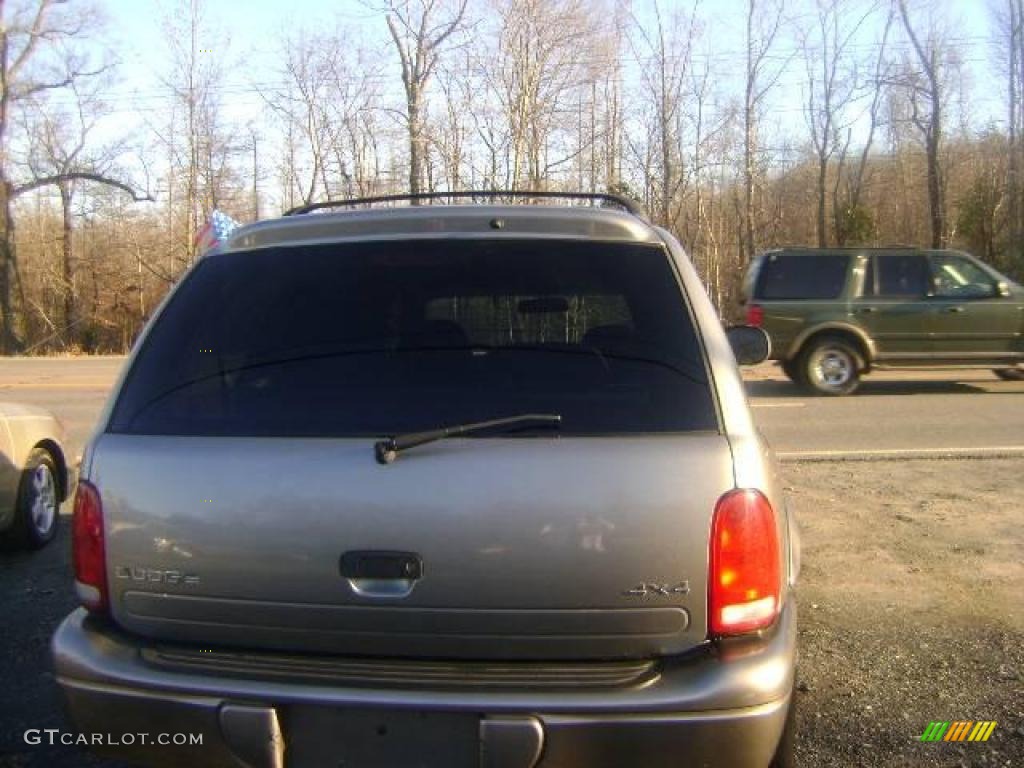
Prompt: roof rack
<box><xmin>283</xmin><ymin>190</ymin><xmax>646</xmax><ymax>218</ymax></box>
<box><xmin>770</xmin><ymin>244</ymin><xmax>918</xmax><ymax>251</ymax></box>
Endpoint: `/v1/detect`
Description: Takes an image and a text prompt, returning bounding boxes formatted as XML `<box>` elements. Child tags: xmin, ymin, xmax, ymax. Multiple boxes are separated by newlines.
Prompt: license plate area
<box><xmin>283</xmin><ymin>706</ymin><xmax>480</xmax><ymax>768</ymax></box>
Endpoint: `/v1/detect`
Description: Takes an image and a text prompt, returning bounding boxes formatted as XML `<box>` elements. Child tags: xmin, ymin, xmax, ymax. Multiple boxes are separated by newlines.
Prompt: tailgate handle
<box><xmin>340</xmin><ymin>551</ymin><xmax>423</xmax><ymax>580</ymax></box>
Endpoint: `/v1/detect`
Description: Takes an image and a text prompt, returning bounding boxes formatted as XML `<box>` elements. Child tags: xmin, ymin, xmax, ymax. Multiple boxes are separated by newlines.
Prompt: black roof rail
<box><xmin>283</xmin><ymin>190</ymin><xmax>646</xmax><ymax>218</ymax></box>
<box><xmin>768</xmin><ymin>244</ymin><xmax>919</xmax><ymax>251</ymax></box>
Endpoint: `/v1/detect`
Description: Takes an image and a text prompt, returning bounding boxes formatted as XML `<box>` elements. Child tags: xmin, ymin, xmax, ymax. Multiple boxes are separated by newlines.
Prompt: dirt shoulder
<box><xmin>786</xmin><ymin>458</ymin><xmax>1023</xmax><ymax>767</ymax></box>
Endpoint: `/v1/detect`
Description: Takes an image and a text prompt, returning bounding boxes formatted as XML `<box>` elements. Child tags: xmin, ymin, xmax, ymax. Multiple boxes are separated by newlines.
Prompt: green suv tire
<box><xmin>780</xmin><ymin>360</ymin><xmax>805</xmax><ymax>386</ymax></box>
<box><xmin>798</xmin><ymin>336</ymin><xmax>862</xmax><ymax>396</ymax></box>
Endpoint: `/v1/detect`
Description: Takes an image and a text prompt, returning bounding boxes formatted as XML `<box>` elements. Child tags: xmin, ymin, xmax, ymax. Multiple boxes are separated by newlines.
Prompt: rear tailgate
<box><xmin>93</xmin><ymin>433</ymin><xmax>731</xmax><ymax>659</ymax></box>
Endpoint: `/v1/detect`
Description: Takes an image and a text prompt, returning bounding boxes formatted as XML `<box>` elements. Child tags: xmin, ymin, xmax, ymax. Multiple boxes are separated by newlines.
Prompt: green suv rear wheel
<box><xmin>799</xmin><ymin>337</ymin><xmax>862</xmax><ymax>396</ymax></box>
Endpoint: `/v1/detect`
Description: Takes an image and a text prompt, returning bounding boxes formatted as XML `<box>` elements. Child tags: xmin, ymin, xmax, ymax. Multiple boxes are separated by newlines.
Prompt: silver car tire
<box><xmin>800</xmin><ymin>337</ymin><xmax>862</xmax><ymax>396</ymax></box>
<box><xmin>13</xmin><ymin>449</ymin><xmax>60</xmax><ymax>549</ymax></box>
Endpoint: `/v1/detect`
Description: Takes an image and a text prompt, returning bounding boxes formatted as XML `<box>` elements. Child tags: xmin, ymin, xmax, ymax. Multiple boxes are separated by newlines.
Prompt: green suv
<box><xmin>742</xmin><ymin>248</ymin><xmax>1024</xmax><ymax>395</ymax></box>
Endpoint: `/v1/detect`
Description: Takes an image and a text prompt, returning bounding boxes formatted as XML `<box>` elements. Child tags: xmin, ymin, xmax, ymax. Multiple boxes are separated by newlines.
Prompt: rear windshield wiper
<box><xmin>374</xmin><ymin>413</ymin><xmax>561</xmax><ymax>465</ymax></box>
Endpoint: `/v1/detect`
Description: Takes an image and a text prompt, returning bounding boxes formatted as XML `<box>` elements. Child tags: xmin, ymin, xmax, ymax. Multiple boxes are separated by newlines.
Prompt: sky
<box><xmin>100</xmin><ymin>0</ymin><xmax>376</xmax><ymax>116</ymax></box>
<box><xmin>37</xmin><ymin>0</ymin><xmax>1013</xmax><ymax>208</ymax></box>
<box><xmin>93</xmin><ymin>0</ymin><xmax>1004</xmax><ymax>122</ymax></box>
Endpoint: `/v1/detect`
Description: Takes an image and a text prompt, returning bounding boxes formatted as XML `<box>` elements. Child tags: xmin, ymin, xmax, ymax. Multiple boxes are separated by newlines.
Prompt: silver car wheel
<box><xmin>29</xmin><ymin>463</ymin><xmax>57</xmax><ymax>536</ymax></box>
<box><xmin>811</xmin><ymin>348</ymin><xmax>853</xmax><ymax>389</ymax></box>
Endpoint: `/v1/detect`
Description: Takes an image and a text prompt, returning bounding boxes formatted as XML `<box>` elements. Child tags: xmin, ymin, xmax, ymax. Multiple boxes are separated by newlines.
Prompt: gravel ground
<box><xmin>787</xmin><ymin>459</ymin><xmax>1024</xmax><ymax>767</ymax></box>
<box><xmin>1</xmin><ymin>458</ymin><xmax>1021</xmax><ymax>767</ymax></box>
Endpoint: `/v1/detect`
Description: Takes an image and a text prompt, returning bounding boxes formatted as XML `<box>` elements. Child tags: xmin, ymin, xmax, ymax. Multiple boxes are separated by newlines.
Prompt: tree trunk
<box><xmin>897</xmin><ymin>0</ymin><xmax>946</xmax><ymax>248</ymax></box>
<box><xmin>0</xmin><ymin>176</ymin><xmax>19</xmax><ymax>353</ymax></box>
<box><xmin>408</xmin><ymin>88</ymin><xmax>422</xmax><ymax>198</ymax></box>
<box><xmin>743</xmin><ymin>0</ymin><xmax>757</xmax><ymax>266</ymax></box>
<box><xmin>1017</xmin><ymin>0</ymin><xmax>1024</xmax><ymax>263</ymax></box>
<box><xmin>251</xmin><ymin>135</ymin><xmax>259</xmax><ymax>219</ymax></box>
<box><xmin>743</xmin><ymin>94</ymin><xmax>756</xmax><ymax>265</ymax></box>
<box><xmin>1008</xmin><ymin>0</ymin><xmax>1022</xmax><ymax>252</ymax></box>
<box><xmin>817</xmin><ymin>156</ymin><xmax>828</xmax><ymax>247</ymax></box>
<box><xmin>926</xmin><ymin>129</ymin><xmax>944</xmax><ymax>248</ymax></box>
<box><xmin>59</xmin><ymin>180</ymin><xmax>75</xmax><ymax>347</ymax></box>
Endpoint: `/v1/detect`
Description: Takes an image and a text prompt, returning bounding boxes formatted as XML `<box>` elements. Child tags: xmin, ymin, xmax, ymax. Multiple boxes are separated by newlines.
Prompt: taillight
<box><xmin>745</xmin><ymin>304</ymin><xmax>764</xmax><ymax>327</ymax></box>
<box><xmin>72</xmin><ymin>480</ymin><xmax>108</xmax><ymax>613</ymax></box>
<box><xmin>708</xmin><ymin>489</ymin><xmax>780</xmax><ymax>636</ymax></box>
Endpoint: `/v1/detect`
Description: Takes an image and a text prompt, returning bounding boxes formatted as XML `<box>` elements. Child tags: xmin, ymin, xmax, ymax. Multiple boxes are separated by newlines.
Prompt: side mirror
<box><xmin>726</xmin><ymin>325</ymin><xmax>771</xmax><ymax>365</ymax></box>
<box><xmin>997</xmin><ymin>281</ymin><xmax>1011</xmax><ymax>297</ymax></box>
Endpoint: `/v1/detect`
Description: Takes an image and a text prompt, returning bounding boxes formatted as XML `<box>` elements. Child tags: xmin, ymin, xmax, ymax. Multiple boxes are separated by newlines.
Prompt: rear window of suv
<box><xmin>755</xmin><ymin>252</ymin><xmax>849</xmax><ymax>299</ymax></box>
<box><xmin>109</xmin><ymin>239</ymin><xmax>717</xmax><ymax>437</ymax></box>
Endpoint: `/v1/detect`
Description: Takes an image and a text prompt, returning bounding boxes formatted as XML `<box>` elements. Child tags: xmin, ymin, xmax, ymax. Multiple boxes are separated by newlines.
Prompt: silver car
<box><xmin>53</xmin><ymin>193</ymin><xmax>798</xmax><ymax>768</ymax></box>
<box><xmin>0</xmin><ymin>401</ymin><xmax>68</xmax><ymax>549</ymax></box>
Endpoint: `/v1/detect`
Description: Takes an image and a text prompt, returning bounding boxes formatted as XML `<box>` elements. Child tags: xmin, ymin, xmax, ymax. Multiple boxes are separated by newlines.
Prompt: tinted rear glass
<box><xmin>755</xmin><ymin>253</ymin><xmax>849</xmax><ymax>299</ymax></box>
<box><xmin>109</xmin><ymin>239</ymin><xmax>717</xmax><ymax>436</ymax></box>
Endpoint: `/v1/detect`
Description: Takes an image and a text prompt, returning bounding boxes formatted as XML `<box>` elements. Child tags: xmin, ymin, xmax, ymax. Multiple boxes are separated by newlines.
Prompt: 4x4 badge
<box><xmin>624</xmin><ymin>581</ymin><xmax>690</xmax><ymax>597</ymax></box>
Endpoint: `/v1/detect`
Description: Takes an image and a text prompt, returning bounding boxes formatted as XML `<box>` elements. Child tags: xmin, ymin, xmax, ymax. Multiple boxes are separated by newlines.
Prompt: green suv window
<box><xmin>930</xmin><ymin>252</ymin><xmax>998</xmax><ymax>298</ymax></box>
<box><xmin>755</xmin><ymin>253</ymin><xmax>849</xmax><ymax>299</ymax></box>
<box><xmin>864</xmin><ymin>253</ymin><xmax>929</xmax><ymax>298</ymax></box>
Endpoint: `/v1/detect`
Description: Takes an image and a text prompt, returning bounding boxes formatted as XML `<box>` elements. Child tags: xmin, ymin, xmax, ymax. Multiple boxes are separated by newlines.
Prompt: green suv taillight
<box><xmin>745</xmin><ymin>304</ymin><xmax>764</xmax><ymax>327</ymax></box>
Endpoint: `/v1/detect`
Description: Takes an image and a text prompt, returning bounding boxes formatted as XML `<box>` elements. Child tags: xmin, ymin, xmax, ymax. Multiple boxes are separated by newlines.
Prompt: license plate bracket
<box><xmin>284</xmin><ymin>706</ymin><xmax>480</xmax><ymax>768</ymax></box>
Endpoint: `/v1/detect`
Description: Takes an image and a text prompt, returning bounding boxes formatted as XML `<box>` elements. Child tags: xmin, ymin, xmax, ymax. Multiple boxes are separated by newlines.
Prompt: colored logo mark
<box><xmin>920</xmin><ymin>721</ymin><xmax>997</xmax><ymax>742</ymax></box>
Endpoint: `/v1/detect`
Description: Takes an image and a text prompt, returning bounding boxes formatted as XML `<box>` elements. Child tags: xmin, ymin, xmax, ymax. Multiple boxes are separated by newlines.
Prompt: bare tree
<box><xmin>384</xmin><ymin>0</ymin><xmax>467</xmax><ymax>198</ymax></box>
<box><xmin>155</xmin><ymin>0</ymin><xmax>240</xmax><ymax>266</ymax></box>
<box><xmin>895</xmin><ymin>0</ymin><xmax>953</xmax><ymax>248</ymax></box>
<box><xmin>246</xmin><ymin>122</ymin><xmax>261</xmax><ymax>219</ymax></box>
<box><xmin>264</xmin><ymin>27</ymin><xmax>385</xmax><ymax>206</ymax></box>
<box><xmin>434</xmin><ymin>51</ymin><xmax>474</xmax><ymax>190</ymax></box>
<box><xmin>630</xmin><ymin>0</ymin><xmax>699</xmax><ymax>227</ymax></box>
<box><xmin>799</xmin><ymin>0</ymin><xmax>874</xmax><ymax>247</ymax></box>
<box><xmin>596</xmin><ymin>11</ymin><xmax>626</xmax><ymax>194</ymax></box>
<box><xmin>488</xmin><ymin>0</ymin><xmax>601</xmax><ymax>190</ymax></box>
<box><xmin>688</xmin><ymin>49</ymin><xmax>738</xmax><ymax>309</ymax></box>
<box><xmin>741</xmin><ymin>0</ymin><xmax>787</xmax><ymax>265</ymax></box>
<box><xmin>0</xmin><ymin>0</ymin><xmax>112</xmax><ymax>351</ymax></box>
<box><xmin>19</xmin><ymin>76</ymin><xmax>151</xmax><ymax>347</ymax></box>
<box><xmin>832</xmin><ymin>6</ymin><xmax>892</xmax><ymax>245</ymax></box>
<box><xmin>994</xmin><ymin>0</ymin><xmax>1024</xmax><ymax>260</ymax></box>
<box><xmin>264</xmin><ymin>30</ymin><xmax>345</xmax><ymax>206</ymax></box>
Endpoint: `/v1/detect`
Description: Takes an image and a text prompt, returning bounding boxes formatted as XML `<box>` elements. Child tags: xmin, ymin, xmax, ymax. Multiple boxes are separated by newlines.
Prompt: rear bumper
<box><xmin>52</xmin><ymin>602</ymin><xmax>797</xmax><ymax>768</ymax></box>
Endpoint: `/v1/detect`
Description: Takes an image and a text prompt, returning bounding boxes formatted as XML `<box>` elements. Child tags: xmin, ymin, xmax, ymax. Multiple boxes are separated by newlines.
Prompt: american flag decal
<box><xmin>195</xmin><ymin>209</ymin><xmax>240</xmax><ymax>256</ymax></box>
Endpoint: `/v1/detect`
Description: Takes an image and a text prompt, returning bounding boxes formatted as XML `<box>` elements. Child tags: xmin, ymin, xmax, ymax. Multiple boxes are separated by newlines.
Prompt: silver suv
<box><xmin>54</xmin><ymin>192</ymin><xmax>798</xmax><ymax>768</ymax></box>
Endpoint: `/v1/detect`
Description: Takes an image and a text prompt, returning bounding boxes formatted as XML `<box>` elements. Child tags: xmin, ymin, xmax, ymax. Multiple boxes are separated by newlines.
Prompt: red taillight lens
<box><xmin>72</xmin><ymin>480</ymin><xmax>108</xmax><ymax>613</ymax></box>
<box><xmin>745</xmin><ymin>304</ymin><xmax>764</xmax><ymax>327</ymax></box>
<box><xmin>709</xmin><ymin>489</ymin><xmax>780</xmax><ymax>636</ymax></box>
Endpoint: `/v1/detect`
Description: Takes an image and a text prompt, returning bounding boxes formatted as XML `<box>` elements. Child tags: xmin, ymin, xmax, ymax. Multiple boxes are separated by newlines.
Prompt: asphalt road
<box><xmin>745</xmin><ymin>366</ymin><xmax>1024</xmax><ymax>459</ymax></box>
<box><xmin>1</xmin><ymin>356</ymin><xmax>1022</xmax><ymax>464</ymax></box>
